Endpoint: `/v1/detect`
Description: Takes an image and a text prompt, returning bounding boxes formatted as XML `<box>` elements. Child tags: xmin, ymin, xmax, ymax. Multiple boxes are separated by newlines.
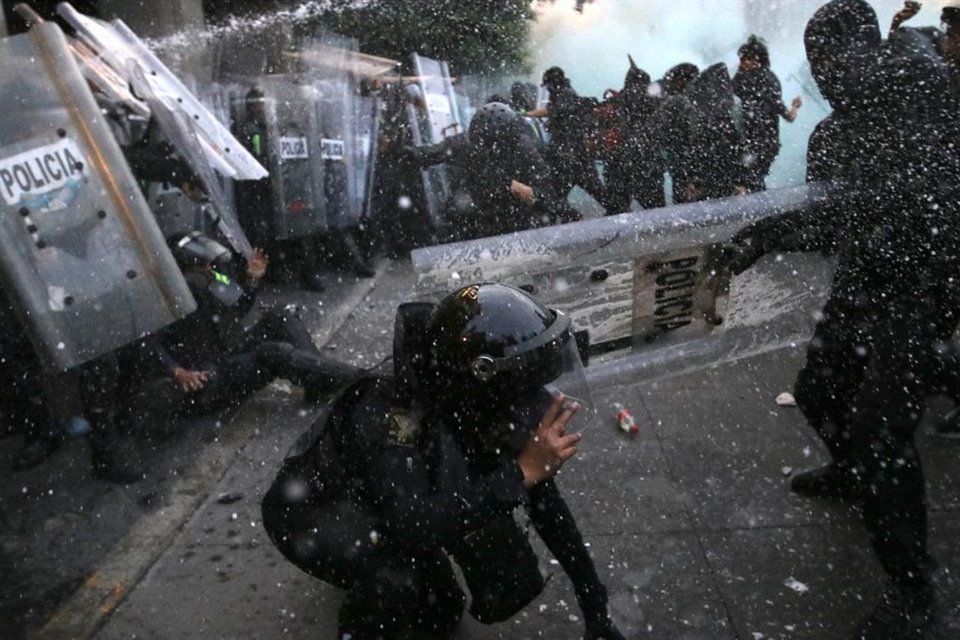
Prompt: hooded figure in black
<box><xmin>678</xmin><ymin>63</ymin><xmax>742</xmax><ymax>202</ymax></box>
<box><xmin>728</xmin><ymin>1</ymin><xmax>960</xmax><ymax>637</ymax></box>
<box><xmin>604</xmin><ymin>59</ymin><xmax>665</xmax><ymax>213</ymax></box>
<box><xmin>534</xmin><ymin>66</ymin><xmax>611</xmax><ymax>211</ymax></box>
<box><xmin>732</xmin><ymin>36</ymin><xmax>802</xmax><ymax>192</ymax></box>
<box><xmin>407</xmin><ymin>102</ymin><xmax>576</xmax><ymax>241</ymax></box>
<box><xmin>261</xmin><ymin>284</ymin><xmax>625</xmax><ymax>640</ymax></box>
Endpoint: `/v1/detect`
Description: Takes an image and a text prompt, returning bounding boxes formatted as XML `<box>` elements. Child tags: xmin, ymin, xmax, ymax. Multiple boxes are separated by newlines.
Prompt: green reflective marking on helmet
<box><xmin>212</xmin><ymin>270</ymin><xmax>231</xmax><ymax>285</ymax></box>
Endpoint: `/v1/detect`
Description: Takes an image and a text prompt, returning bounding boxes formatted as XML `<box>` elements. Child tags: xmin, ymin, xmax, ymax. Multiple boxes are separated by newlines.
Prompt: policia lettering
<box><xmin>0</xmin><ymin>139</ymin><xmax>87</xmax><ymax>206</ymax></box>
<box><xmin>652</xmin><ymin>256</ymin><xmax>700</xmax><ymax>331</ymax></box>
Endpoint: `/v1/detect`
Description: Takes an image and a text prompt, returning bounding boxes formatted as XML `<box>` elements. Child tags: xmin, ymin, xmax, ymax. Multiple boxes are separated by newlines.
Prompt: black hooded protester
<box><xmin>732</xmin><ymin>35</ymin><xmax>802</xmax><ymax>193</ymax></box>
<box><xmin>603</xmin><ymin>58</ymin><xmax>665</xmax><ymax>214</ymax></box>
<box><xmin>529</xmin><ymin>66</ymin><xmax>611</xmax><ymax>211</ymax></box>
<box><xmin>650</xmin><ymin>62</ymin><xmax>700</xmax><ymax>205</ymax></box>
<box><xmin>140</xmin><ymin>232</ymin><xmax>362</xmax><ymax>416</ymax></box>
<box><xmin>261</xmin><ymin>283</ymin><xmax>625</xmax><ymax>640</ymax></box>
<box><xmin>406</xmin><ymin>102</ymin><xmax>576</xmax><ymax>241</ymax></box>
<box><xmin>674</xmin><ymin>62</ymin><xmax>742</xmax><ymax>203</ymax></box>
<box><xmin>726</xmin><ymin>1</ymin><xmax>960</xmax><ymax>637</ymax></box>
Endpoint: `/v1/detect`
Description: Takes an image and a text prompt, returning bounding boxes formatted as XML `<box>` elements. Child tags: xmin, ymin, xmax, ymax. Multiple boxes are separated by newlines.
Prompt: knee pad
<box><xmin>451</xmin><ymin>514</ymin><xmax>545</xmax><ymax>624</ymax></box>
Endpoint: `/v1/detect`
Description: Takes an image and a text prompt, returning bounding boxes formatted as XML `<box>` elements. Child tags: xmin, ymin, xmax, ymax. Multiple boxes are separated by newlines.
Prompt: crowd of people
<box><xmin>389</xmin><ymin>29</ymin><xmax>805</xmax><ymax>245</ymax></box>
<box><xmin>5</xmin><ymin>1</ymin><xmax>960</xmax><ymax>639</ymax></box>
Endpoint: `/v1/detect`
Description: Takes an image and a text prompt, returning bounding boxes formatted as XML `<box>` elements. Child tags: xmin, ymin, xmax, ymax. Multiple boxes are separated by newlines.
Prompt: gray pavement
<box><xmin>3</xmin><ymin>258</ymin><xmax>960</xmax><ymax>640</ymax></box>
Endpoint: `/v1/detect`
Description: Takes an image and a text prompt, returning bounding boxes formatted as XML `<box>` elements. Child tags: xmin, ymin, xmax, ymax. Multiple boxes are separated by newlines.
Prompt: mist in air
<box><xmin>528</xmin><ymin>0</ymin><xmax>942</xmax><ymax>189</ymax></box>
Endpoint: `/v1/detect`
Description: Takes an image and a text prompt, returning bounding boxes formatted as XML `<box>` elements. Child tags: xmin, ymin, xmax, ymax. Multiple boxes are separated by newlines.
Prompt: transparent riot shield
<box><xmin>232</xmin><ymin>76</ymin><xmax>329</xmax><ymax>240</ymax></box>
<box><xmin>0</xmin><ymin>23</ymin><xmax>195</xmax><ymax>371</ymax></box>
<box><xmin>410</xmin><ymin>53</ymin><xmax>465</xmax><ymax>230</ymax></box>
<box><xmin>412</xmin><ymin>185</ymin><xmax>838</xmax><ymax>386</ymax></box>
<box><xmin>311</xmin><ymin>33</ymin><xmax>365</xmax><ymax>231</ymax></box>
<box><xmin>57</xmin><ymin>3</ymin><xmax>268</xmax><ymax>182</ymax></box>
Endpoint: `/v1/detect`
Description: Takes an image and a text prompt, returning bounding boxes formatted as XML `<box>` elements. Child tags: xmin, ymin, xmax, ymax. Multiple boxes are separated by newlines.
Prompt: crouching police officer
<box><xmin>262</xmin><ymin>284</ymin><xmax>624</xmax><ymax>640</ymax></box>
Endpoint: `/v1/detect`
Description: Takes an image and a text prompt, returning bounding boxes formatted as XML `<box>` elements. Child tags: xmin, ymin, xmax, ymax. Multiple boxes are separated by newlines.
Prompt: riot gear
<box><xmin>468</xmin><ymin>102</ymin><xmax>524</xmax><ymax>150</ymax></box>
<box><xmin>169</xmin><ymin>231</ymin><xmax>231</xmax><ymax>271</ymax></box>
<box><xmin>262</xmin><ymin>286</ymin><xmax>621</xmax><ymax>640</ymax></box>
<box><xmin>427</xmin><ymin>284</ymin><xmax>595</xmax><ymax>435</ymax></box>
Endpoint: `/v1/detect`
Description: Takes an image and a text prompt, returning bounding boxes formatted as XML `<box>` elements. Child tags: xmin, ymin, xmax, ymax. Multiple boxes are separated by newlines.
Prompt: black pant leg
<box><xmin>794</xmin><ymin>272</ymin><xmax>873</xmax><ymax>466</ymax></box>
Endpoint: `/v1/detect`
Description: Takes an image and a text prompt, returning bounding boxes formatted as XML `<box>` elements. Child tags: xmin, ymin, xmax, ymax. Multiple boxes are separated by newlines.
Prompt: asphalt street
<box><xmin>2</xmin><ymin>258</ymin><xmax>960</xmax><ymax>640</ymax></box>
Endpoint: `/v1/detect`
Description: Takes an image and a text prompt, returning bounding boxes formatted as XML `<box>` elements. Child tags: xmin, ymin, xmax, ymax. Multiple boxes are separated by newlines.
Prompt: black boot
<box><xmin>790</xmin><ymin>463</ymin><xmax>858</xmax><ymax>499</ymax></box>
<box><xmin>850</xmin><ymin>580</ymin><xmax>933</xmax><ymax>639</ymax></box>
<box><xmin>89</xmin><ymin>415</ymin><xmax>143</xmax><ymax>484</ymax></box>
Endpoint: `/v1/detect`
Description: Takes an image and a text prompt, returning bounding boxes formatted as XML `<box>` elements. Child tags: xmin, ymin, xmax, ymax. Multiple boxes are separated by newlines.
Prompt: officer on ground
<box><xmin>726</xmin><ymin>1</ymin><xmax>960</xmax><ymax>637</ymax></box>
<box><xmin>732</xmin><ymin>35</ymin><xmax>802</xmax><ymax>193</ymax></box>
<box><xmin>142</xmin><ymin>231</ymin><xmax>362</xmax><ymax>415</ymax></box>
<box><xmin>262</xmin><ymin>283</ymin><xmax>625</xmax><ymax>640</ymax></box>
<box><xmin>407</xmin><ymin>102</ymin><xmax>576</xmax><ymax>241</ymax></box>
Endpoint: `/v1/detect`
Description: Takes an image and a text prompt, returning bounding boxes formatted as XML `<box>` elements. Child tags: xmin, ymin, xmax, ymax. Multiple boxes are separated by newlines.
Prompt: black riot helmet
<box><xmin>168</xmin><ymin>231</ymin><xmax>244</xmax><ymax>306</ymax></box>
<box><xmin>804</xmin><ymin>0</ymin><xmax>882</xmax><ymax>111</ymax></box>
<box><xmin>168</xmin><ymin>231</ymin><xmax>231</xmax><ymax>271</ymax></box>
<box><xmin>426</xmin><ymin>284</ymin><xmax>595</xmax><ymax>432</ymax></box>
<box><xmin>468</xmin><ymin>102</ymin><xmax>524</xmax><ymax>150</ymax></box>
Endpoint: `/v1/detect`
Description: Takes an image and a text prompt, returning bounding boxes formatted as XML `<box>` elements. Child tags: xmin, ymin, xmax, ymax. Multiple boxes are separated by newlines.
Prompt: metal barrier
<box><xmin>413</xmin><ymin>184</ymin><xmax>838</xmax><ymax>384</ymax></box>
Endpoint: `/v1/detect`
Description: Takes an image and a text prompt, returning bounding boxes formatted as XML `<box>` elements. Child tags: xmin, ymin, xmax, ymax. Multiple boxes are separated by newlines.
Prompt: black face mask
<box><xmin>804</xmin><ymin>0</ymin><xmax>882</xmax><ymax>111</ymax></box>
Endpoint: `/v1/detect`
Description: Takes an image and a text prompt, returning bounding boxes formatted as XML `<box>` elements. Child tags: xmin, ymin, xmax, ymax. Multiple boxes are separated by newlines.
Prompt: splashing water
<box><xmin>145</xmin><ymin>0</ymin><xmax>375</xmax><ymax>58</ymax></box>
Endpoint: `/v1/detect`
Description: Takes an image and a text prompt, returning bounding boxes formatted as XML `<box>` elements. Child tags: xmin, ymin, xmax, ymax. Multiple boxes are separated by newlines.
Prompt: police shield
<box><xmin>410</xmin><ymin>54</ymin><xmax>464</xmax><ymax>230</ymax></box>
<box><xmin>0</xmin><ymin>23</ymin><xmax>195</xmax><ymax>371</ymax></box>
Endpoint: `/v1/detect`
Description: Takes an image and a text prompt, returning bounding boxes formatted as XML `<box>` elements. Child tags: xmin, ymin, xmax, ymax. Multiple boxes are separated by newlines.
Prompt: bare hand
<box><xmin>173</xmin><ymin>367</ymin><xmax>211</xmax><ymax>393</ymax></box>
<box><xmin>891</xmin><ymin>2</ymin><xmax>921</xmax><ymax>30</ymax></box>
<box><xmin>791</xmin><ymin>96</ymin><xmax>803</xmax><ymax>110</ymax></box>
<box><xmin>516</xmin><ymin>395</ymin><xmax>582</xmax><ymax>488</ymax></box>
<box><xmin>682</xmin><ymin>183</ymin><xmax>700</xmax><ymax>203</ymax></box>
<box><xmin>510</xmin><ymin>180</ymin><xmax>536</xmax><ymax>204</ymax></box>
<box><xmin>246</xmin><ymin>248</ymin><xmax>269</xmax><ymax>283</ymax></box>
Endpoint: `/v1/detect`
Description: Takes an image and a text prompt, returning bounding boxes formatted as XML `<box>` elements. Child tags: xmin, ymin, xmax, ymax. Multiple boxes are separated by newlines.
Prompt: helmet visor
<box><xmin>542</xmin><ymin>334</ymin><xmax>597</xmax><ymax>433</ymax></box>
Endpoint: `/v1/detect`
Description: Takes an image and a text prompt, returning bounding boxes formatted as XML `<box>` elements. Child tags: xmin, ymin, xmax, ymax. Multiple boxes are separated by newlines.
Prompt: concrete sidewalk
<box><xmin>6</xmin><ymin>258</ymin><xmax>960</xmax><ymax>640</ymax></box>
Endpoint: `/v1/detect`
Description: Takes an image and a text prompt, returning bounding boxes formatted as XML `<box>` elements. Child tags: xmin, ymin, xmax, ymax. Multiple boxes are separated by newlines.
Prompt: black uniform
<box><xmin>542</xmin><ymin>80</ymin><xmax>609</xmax><ymax>210</ymax></box>
<box><xmin>732</xmin><ymin>65</ymin><xmax>790</xmax><ymax>192</ymax></box>
<box><xmin>731</xmin><ymin>0</ymin><xmax>960</xmax><ymax>622</ymax></box>
<box><xmin>410</xmin><ymin>107</ymin><xmax>575</xmax><ymax>241</ymax></box>
<box><xmin>682</xmin><ymin>63</ymin><xmax>742</xmax><ymax>202</ymax></box>
<box><xmin>604</xmin><ymin>66</ymin><xmax>665</xmax><ymax>213</ymax></box>
<box><xmin>152</xmin><ymin>249</ymin><xmax>360</xmax><ymax>414</ymax></box>
<box><xmin>262</xmin><ymin>286</ymin><xmax>622</xmax><ymax>640</ymax></box>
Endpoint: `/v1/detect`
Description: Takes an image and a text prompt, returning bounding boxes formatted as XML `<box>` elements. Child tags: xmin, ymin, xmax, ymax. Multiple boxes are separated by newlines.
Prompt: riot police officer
<box><xmin>146</xmin><ymin>231</ymin><xmax>362</xmax><ymax>414</ymax></box>
<box><xmin>262</xmin><ymin>283</ymin><xmax>625</xmax><ymax>640</ymax></box>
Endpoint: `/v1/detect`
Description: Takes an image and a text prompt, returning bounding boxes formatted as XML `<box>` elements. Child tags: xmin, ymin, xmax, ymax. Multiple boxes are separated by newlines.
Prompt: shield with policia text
<box><xmin>412</xmin><ymin>185</ymin><xmax>838</xmax><ymax>387</ymax></box>
<box><xmin>0</xmin><ymin>22</ymin><xmax>196</xmax><ymax>371</ymax></box>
